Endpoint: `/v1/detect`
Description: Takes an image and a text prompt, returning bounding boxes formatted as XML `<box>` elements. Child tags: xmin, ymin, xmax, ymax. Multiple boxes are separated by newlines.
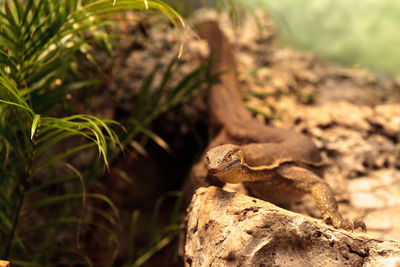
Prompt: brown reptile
<box><xmin>185</xmin><ymin>21</ymin><xmax>365</xmax><ymax>231</ymax></box>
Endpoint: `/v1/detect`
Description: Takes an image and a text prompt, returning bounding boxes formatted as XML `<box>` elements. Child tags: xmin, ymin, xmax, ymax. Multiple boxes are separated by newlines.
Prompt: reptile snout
<box><xmin>207</xmin><ymin>161</ymin><xmax>221</xmax><ymax>175</ymax></box>
<box><xmin>208</xmin><ymin>166</ymin><xmax>218</xmax><ymax>175</ymax></box>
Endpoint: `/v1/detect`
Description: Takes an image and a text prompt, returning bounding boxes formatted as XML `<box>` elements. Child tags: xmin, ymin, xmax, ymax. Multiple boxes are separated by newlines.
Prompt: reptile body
<box><xmin>185</xmin><ymin>21</ymin><xmax>365</xmax><ymax>231</ymax></box>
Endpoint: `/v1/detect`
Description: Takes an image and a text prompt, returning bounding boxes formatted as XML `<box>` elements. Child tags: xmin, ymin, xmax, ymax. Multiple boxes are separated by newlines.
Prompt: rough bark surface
<box><xmin>185</xmin><ymin>187</ymin><xmax>400</xmax><ymax>267</ymax></box>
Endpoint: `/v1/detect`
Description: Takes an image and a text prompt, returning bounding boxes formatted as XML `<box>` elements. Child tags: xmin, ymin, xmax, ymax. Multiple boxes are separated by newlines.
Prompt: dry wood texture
<box><xmin>185</xmin><ymin>187</ymin><xmax>400</xmax><ymax>267</ymax></box>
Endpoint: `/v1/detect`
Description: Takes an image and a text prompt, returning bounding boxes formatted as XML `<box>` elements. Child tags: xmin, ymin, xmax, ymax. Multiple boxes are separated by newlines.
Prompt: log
<box><xmin>184</xmin><ymin>187</ymin><xmax>400</xmax><ymax>267</ymax></box>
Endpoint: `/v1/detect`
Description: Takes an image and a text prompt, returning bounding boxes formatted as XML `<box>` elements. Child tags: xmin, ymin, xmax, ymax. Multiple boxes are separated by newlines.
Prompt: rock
<box><xmin>185</xmin><ymin>187</ymin><xmax>400</xmax><ymax>267</ymax></box>
<box><xmin>349</xmin><ymin>170</ymin><xmax>400</xmax><ymax>209</ymax></box>
<box><xmin>364</xmin><ymin>207</ymin><xmax>400</xmax><ymax>240</ymax></box>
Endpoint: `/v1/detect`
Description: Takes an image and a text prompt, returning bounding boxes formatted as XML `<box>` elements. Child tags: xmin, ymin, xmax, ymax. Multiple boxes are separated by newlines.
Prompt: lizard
<box><xmin>183</xmin><ymin>20</ymin><xmax>365</xmax><ymax>231</ymax></box>
<box><xmin>206</xmin><ymin>144</ymin><xmax>365</xmax><ymax>230</ymax></box>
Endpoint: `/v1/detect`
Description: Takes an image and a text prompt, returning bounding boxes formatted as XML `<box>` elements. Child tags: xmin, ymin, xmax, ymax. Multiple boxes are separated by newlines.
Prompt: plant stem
<box><xmin>4</xmin><ymin>186</ymin><xmax>26</xmax><ymax>259</ymax></box>
<box><xmin>4</xmin><ymin>150</ymin><xmax>33</xmax><ymax>259</ymax></box>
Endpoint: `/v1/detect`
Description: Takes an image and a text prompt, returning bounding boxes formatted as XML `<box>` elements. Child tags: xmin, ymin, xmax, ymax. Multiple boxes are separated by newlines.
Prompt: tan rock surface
<box><xmin>185</xmin><ymin>187</ymin><xmax>400</xmax><ymax>267</ymax></box>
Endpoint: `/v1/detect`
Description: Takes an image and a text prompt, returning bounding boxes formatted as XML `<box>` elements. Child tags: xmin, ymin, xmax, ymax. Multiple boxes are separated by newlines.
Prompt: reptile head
<box><xmin>205</xmin><ymin>144</ymin><xmax>245</xmax><ymax>183</ymax></box>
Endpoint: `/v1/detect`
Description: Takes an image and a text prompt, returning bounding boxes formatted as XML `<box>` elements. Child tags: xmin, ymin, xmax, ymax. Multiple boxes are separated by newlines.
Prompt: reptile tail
<box><xmin>195</xmin><ymin>21</ymin><xmax>253</xmax><ymax>128</ymax></box>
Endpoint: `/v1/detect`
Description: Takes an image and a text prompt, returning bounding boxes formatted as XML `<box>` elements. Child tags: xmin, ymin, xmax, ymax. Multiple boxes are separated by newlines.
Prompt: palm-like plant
<box><xmin>0</xmin><ymin>0</ymin><xmax>184</xmax><ymax>264</ymax></box>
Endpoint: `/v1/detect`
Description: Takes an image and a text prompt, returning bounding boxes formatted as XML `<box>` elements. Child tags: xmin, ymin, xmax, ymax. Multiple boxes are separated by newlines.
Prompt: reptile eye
<box><xmin>226</xmin><ymin>152</ymin><xmax>232</xmax><ymax>160</ymax></box>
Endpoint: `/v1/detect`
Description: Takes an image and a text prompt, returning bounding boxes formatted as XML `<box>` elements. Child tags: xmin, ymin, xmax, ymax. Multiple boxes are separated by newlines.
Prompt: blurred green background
<box><xmin>242</xmin><ymin>0</ymin><xmax>400</xmax><ymax>76</ymax></box>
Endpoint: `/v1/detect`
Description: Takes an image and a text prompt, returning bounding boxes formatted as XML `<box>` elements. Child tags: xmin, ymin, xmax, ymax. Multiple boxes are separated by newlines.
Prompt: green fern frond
<box><xmin>0</xmin><ymin>0</ymin><xmax>185</xmax><ymax>262</ymax></box>
<box><xmin>123</xmin><ymin>55</ymin><xmax>210</xmax><ymax>151</ymax></box>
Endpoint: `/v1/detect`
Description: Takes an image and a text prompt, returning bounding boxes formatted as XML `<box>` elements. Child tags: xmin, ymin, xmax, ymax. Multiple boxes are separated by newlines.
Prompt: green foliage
<box><xmin>254</xmin><ymin>0</ymin><xmax>400</xmax><ymax>76</ymax></box>
<box><xmin>0</xmin><ymin>0</ymin><xmax>185</xmax><ymax>265</ymax></box>
<box><xmin>123</xmin><ymin>55</ymin><xmax>211</xmax><ymax>153</ymax></box>
<box><xmin>125</xmin><ymin>192</ymin><xmax>182</xmax><ymax>267</ymax></box>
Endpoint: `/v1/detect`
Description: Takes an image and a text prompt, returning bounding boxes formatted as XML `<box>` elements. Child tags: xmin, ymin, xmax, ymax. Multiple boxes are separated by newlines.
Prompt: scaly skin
<box><xmin>206</xmin><ymin>144</ymin><xmax>366</xmax><ymax>231</ymax></box>
<box><xmin>183</xmin><ymin>21</ymin><xmax>366</xmax><ymax>231</ymax></box>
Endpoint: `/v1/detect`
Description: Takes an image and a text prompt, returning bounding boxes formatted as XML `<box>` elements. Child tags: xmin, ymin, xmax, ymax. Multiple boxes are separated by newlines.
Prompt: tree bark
<box><xmin>185</xmin><ymin>186</ymin><xmax>400</xmax><ymax>267</ymax></box>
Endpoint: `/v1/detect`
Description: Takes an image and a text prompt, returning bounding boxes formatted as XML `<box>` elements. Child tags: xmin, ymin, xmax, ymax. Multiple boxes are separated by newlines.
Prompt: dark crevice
<box><xmin>346</xmin><ymin>243</ymin><xmax>369</xmax><ymax>260</ymax></box>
